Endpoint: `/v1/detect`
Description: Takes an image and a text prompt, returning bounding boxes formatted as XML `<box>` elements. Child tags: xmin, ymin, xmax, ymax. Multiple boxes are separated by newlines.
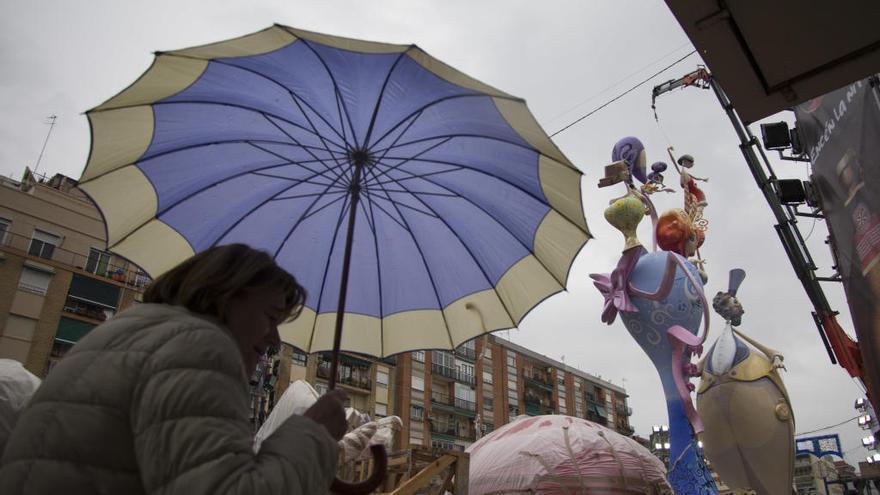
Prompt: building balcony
<box><xmin>429</xmin><ymin>420</ymin><xmax>475</xmax><ymax>441</ymax></box>
<box><xmin>431</xmin><ymin>391</ymin><xmax>477</xmax><ymax>416</ymax></box>
<box><xmin>454</xmin><ymin>345</ymin><xmax>476</xmax><ymax>361</ymax></box>
<box><xmin>316</xmin><ymin>355</ymin><xmax>372</xmax><ymax>391</ymax></box>
<box><xmin>524</xmin><ymin>395</ymin><xmax>555</xmax><ymax>415</ymax></box>
<box><xmin>430</xmin><ymin>363</ymin><xmax>475</xmax><ymax>386</ymax></box>
<box><xmin>62</xmin><ymin>295</ymin><xmax>114</xmax><ymax>323</ymax></box>
<box><xmin>616</xmin><ymin>405</ymin><xmax>633</xmax><ymax>417</ymax></box>
<box><xmin>1</xmin><ymin>230</ymin><xmax>150</xmax><ymax>288</ymax></box>
<box><xmin>522</xmin><ymin>368</ymin><xmax>553</xmax><ymax>391</ymax></box>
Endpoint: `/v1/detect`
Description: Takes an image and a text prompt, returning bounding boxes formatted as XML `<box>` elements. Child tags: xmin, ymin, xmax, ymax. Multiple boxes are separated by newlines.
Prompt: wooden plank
<box><xmin>390</xmin><ymin>455</ymin><xmax>457</xmax><ymax>495</ymax></box>
<box><xmin>453</xmin><ymin>452</ymin><xmax>469</xmax><ymax>495</ymax></box>
<box><xmin>432</xmin><ymin>463</ymin><xmax>456</xmax><ymax>495</ymax></box>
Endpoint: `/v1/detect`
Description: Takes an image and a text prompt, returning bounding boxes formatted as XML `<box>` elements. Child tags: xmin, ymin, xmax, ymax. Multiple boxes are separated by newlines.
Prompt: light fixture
<box><xmin>698</xmin><ymin>440</ymin><xmax>704</xmax><ymax>449</ymax></box>
<box><xmin>859</xmin><ymin>414</ymin><xmax>874</xmax><ymax>427</ymax></box>
<box><xmin>760</xmin><ymin>122</ymin><xmax>792</xmax><ymax>150</ymax></box>
<box><xmin>655</xmin><ymin>442</ymin><xmax>663</xmax><ymax>450</ymax></box>
<box><xmin>856</xmin><ymin>398</ymin><xmax>868</xmax><ymax>411</ymax></box>
<box><xmin>661</xmin><ymin>425</ymin><xmax>669</xmax><ymax>432</ymax></box>
<box><xmin>863</xmin><ymin>435</ymin><xmax>876</xmax><ymax>448</ymax></box>
<box><xmin>652</xmin><ymin>425</ymin><xmax>661</xmax><ymax>433</ymax></box>
<box><xmin>664</xmin><ymin>442</ymin><xmax>671</xmax><ymax>450</ymax></box>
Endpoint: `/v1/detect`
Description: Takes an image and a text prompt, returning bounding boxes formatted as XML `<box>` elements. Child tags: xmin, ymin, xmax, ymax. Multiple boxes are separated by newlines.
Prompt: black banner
<box><xmin>796</xmin><ymin>77</ymin><xmax>880</xmax><ymax>404</ymax></box>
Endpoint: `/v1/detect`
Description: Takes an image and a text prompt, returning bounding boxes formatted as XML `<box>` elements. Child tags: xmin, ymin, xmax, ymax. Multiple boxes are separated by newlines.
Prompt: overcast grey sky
<box><xmin>1</xmin><ymin>0</ymin><xmax>871</xmax><ymax>467</ymax></box>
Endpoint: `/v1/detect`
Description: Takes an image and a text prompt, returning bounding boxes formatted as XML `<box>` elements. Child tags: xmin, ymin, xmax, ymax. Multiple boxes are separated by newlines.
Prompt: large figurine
<box><xmin>592</xmin><ymin>140</ymin><xmax>718</xmax><ymax>494</ymax></box>
<box><xmin>673</xmin><ymin>153</ymin><xmax>709</xmax><ymax>210</ymax></box>
<box><xmin>697</xmin><ymin>270</ymin><xmax>795</xmax><ymax>495</ymax></box>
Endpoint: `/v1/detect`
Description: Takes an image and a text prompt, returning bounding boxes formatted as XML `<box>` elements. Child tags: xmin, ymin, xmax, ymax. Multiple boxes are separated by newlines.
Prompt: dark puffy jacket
<box><xmin>0</xmin><ymin>303</ymin><xmax>337</xmax><ymax>494</ymax></box>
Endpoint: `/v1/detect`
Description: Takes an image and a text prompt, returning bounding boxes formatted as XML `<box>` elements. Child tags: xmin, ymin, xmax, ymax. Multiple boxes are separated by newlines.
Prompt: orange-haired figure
<box><xmin>656</xmin><ymin>208</ymin><xmax>704</xmax><ymax>257</ymax></box>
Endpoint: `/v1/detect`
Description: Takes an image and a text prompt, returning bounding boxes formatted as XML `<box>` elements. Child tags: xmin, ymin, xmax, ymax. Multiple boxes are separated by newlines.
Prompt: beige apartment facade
<box><xmin>0</xmin><ymin>169</ymin><xmax>147</xmax><ymax>376</ymax></box>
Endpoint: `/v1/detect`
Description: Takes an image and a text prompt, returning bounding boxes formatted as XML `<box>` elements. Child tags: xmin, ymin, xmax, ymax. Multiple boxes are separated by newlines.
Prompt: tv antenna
<box><xmin>33</xmin><ymin>115</ymin><xmax>57</xmax><ymax>176</ymax></box>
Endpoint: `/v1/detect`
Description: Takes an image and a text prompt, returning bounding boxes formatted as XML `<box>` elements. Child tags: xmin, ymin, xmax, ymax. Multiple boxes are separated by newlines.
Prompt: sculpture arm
<box><xmin>733</xmin><ymin>328</ymin><xmax>786</xmax><ymax>370</ymax></box>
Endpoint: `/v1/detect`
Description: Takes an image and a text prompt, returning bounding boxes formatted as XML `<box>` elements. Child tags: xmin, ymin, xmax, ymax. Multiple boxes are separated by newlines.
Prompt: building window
<box><xmin>411</xmin><ymin>405</ymin><xmax>424</xmax><ymax>420</ymax></box>
<box><xmin>28</xmin><ymin>229</ymin><xmax>60</xmax><ymax>260</ymax></box>
<box><xmin>413</xmin><ymin>350</ymin><xmax>425</xmax><ymax>362</ymax></box>
<box><xmin>509</xmin><ymin>405</ymin><xmax>519</xmax><ymax>416</ymax></box>
<box><xmin>412</xmin><ymin>375</ymin><xmax>424</xmax><ymax>391</ymax></box>
<box><xmin>376</xmin><ymin>369</ymin><xmax>389</xmax><ymax>387</ymax></box>
<box><xmin>291</xmin><ymin>349</ymin><xmax>308</xmax><ymax>367</ymax></box>
<box><xmin>507</xmin><ymin>354</ymin><xmax>516</xmax><ymax>367</ymax></box>
<box><xmin>375</xmin><ymin>403</ymin><xmax>387</xmax><ymax>417</ymax></box>
<box><xmin>18</xmin><ymin>266</ymin><xmax>53</xmax><ymax>295</ymax></box>
<box><xmin>0</xmin><ymin>217</ymin><xmax>10</xmax><ymax>245</ymax></box>
<box><xmin>314</xmin><ymin>382</ymin><xmax>328</xmax><ymax>396</ymax></box>
<box><xmin>85</xmin><ymin>248</ymin><xmax>112</xmax><ymax>276</ymax></box>
<box><xmin>483</xmin><ymin>397</ymin><xmax>493</xmax><ymax>411</ymax></box>
<box><xmin>482</xmin><ymin>370</ymin><xmax>493</xmax><ymax>384</ymax></box>
<box><xmin>483</xmin><ymin>422</ymin><xmax>494</xmax><ymax>434</ymax></box>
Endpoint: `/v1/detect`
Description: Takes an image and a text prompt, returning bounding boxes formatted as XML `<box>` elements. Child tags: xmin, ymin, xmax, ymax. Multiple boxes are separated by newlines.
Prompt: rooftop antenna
<box><xmin>33</xmin><ymin>115</ymin><xmax>57</xmax><ymax>176</ymax></box>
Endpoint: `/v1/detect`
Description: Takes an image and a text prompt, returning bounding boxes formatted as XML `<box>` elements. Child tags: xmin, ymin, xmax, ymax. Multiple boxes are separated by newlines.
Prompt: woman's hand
<box><xmin>304</xmin><ymin>389</ymin><xmax>349</xmax><ymax>440</ymax></box>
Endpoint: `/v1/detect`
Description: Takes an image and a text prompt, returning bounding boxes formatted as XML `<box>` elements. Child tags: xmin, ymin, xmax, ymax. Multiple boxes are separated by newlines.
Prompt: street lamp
<box><xmin>863</xmin><ymin>435</ymin><xmax>876</xmax><ymax>449</ymax></box>
<box><xmin>858</xmin><ymin>414</ymin><xmax>874</xmax><ymax>428</ymax></box>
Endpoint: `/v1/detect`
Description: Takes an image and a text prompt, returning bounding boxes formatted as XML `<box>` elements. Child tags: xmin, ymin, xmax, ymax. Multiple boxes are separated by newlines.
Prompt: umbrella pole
<box><xmin>328</xmin><ymin>157</ymin><xmax>366</xmax><ymax>390</ymax></box>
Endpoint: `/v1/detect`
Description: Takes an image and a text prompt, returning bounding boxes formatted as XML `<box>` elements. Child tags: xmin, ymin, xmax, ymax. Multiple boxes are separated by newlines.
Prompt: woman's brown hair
<box><xmin>143</xmin><ymin>244</ymin><xmax>307</xmax><ymax>323</ymax></box>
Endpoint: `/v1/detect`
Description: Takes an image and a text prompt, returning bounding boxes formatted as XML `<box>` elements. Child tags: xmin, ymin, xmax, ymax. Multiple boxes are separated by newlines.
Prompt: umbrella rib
<box><xmin>368</xmin><ymin>192</ymin><xmax>440</xmax><ymax>220</ymax></box>
<box><xmin>367</xmin><ymin>137</ymin><xmax>454</xmax><ymax>184</ymax></box>
<box><xmin>371</xmin><ymin>133</ymin><xmax>536</xmax><ymax>158</ymax></box>
<box><xmin>260</xmin><ymin>114</ymin><xmax>348</xmax><ymax>184</ymax></box>
<box><xmin>368</xmin><ymin>160</ymin><xmax>569</xmax><ymax>288</ymax></box>
<box><xmin>281</xmin><ymin>95</ymin><xmax>352</xmax><ymax>180</ymax></box>
<box><xmin>298</xmin><ymin>39</ymin><xmax>363</xmax><ymax>149</ymax></box>
<box><xmin>248</xmin><ymin>141</ymin><xmax>348</xmax><ymax>185</ymax></box>
<box><xmin>367</xmin><ymin>93</ymin><xmax>522</xmax><ymax>150</ymax></box>
<box><xmin>251</xmin><ymin>171</ymin><xmax>344</xmax><ymax>190</ymax></box>
<box><xmin>81</xmin><ymin>138</ymin><xmax>341</xmax><ymax>188</ymax></box>
<box><xmin>362</xmin><ymin>48</ymin><xmax>411</xmax><ymax>149</ymax></box>
<box><xmin>208</xmin><ymin>58</ymin><xmax>353</xmax><ymax>148</ymax></box>
<box><xmin>362</xmin><ymin>166</ymin><xmax>456</xmax><ymax>350</ymax></box>
<box><xmin>273</xmin><ymin>191</ymin><xmax>347</xmax><ymax>201</ymax></box>
<box><xmin>364</xmin><ymin>188</ymin><xmax>459</xmax><ymax>198</ymax></box>
<box><xmin>271</xmin><ymin>162</ymin><xmax>354</xmax><ymax>260</ymax></box>
<box><xmin>144</xmin><ymin>99</ymin><xmax>348</xmax><ymax>152</ymax></box>
<box><xmin>362</xmin><ymin>166</ymin><xmax>519</xmax><ymax>330</ymax></box>
<box><xmin>307</xmin><ymin>191</ymin><xmax>353</xmax><ymax>353</ymax></box>
<box><xmin>374</xmin><ymin>156</ymin><xmax>563</xmax><ymax>227</ymax></box>
<box><xmin>206</xmin><ymin>161</ymin><xmax>351</xmax><ymax>249</ymax></box>
<box><xmin>357</xmin><ymin>185</ymin><xmax>385</xmax><ymax>357</ymax></box>
<box><xmin>152</xmin><ymin>154</ymin><xmax>345</xmax><ymax>219</ymax></box>
<box><xmin>354</xmin><ymin>190</ymin><xmax>410</xmax><ymax>230</ymax></box>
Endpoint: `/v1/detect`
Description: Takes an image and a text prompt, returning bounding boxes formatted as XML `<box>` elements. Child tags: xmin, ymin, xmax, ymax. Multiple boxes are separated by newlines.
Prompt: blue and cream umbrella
<box><xmin>79</xmin><ymin>24</ymin><xmax>590</xmax><ymax>362</ymax></box>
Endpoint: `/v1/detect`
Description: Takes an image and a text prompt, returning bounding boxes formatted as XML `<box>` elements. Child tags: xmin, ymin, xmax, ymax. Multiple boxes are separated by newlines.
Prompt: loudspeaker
<box><xmin>761</xmin><ymin>122</ymin><xmax>792</xmax><ymax>150</ymax></box>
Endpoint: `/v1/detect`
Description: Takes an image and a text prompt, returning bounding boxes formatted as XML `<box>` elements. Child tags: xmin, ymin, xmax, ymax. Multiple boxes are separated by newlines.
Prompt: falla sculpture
<box><xmin>591</xmin><ymin>137</ymin><xmax>717</xmax><ymax>494</ymax></box>
<box><xmin>697</xmin><ymin>269</ymin><xmax>795</xmax><ymax>494</ymax></box>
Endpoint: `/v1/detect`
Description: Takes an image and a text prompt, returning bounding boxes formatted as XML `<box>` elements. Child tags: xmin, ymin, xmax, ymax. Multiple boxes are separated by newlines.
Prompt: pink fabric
<box><xmin>467</xmin><ymin>415</ymin><xmax>670</xmax><ymax>494</ymax></box>
<box><xmin>590</xmin><ymin>248</ymin><xmax>644</xmax><ymax>325</ymax></box>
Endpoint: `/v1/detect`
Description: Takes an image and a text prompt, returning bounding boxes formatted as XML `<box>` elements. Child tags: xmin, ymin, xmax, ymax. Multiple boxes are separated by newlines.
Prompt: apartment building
<box><xmin>404</xmin><ymin>335</ymin><xmax>633</xmax><ymax>451</ymax></box>
<box><xmin>0</xmin><ymin>169</ymin><xmax>147</xmax><ymax>376</ymax></box>
<box><xmin>283</xmin><ymin>333</ymin><xmax>634</xmax><ymax>452</ymax></box>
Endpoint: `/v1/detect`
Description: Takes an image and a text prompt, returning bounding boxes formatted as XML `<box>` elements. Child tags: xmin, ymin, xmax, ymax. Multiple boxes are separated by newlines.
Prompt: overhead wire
<box><xmin>795</xmin><ymin>415</ymin><xmax>861</xmax><ymax>437</ymax></box>
<box><xmin>544</xmin><ymin>42</ymin><xmax>692</xmax><ymax>126</ymax></box>
<box><xmin>549</xmin><ymin>50</ymin><xmax>698</xmax><ymax>138</ymax></box>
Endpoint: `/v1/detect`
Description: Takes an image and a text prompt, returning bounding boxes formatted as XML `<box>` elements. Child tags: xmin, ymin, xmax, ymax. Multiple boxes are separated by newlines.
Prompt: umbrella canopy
<box><xmin>466</xmin><ymin>415</ymin><xmax>671</xmax><ymax>494</ymax></box>
<box><xmin>79</xmin><ymin>25</ymin><xmax>590</xmax><ymax>357</ymax></box>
